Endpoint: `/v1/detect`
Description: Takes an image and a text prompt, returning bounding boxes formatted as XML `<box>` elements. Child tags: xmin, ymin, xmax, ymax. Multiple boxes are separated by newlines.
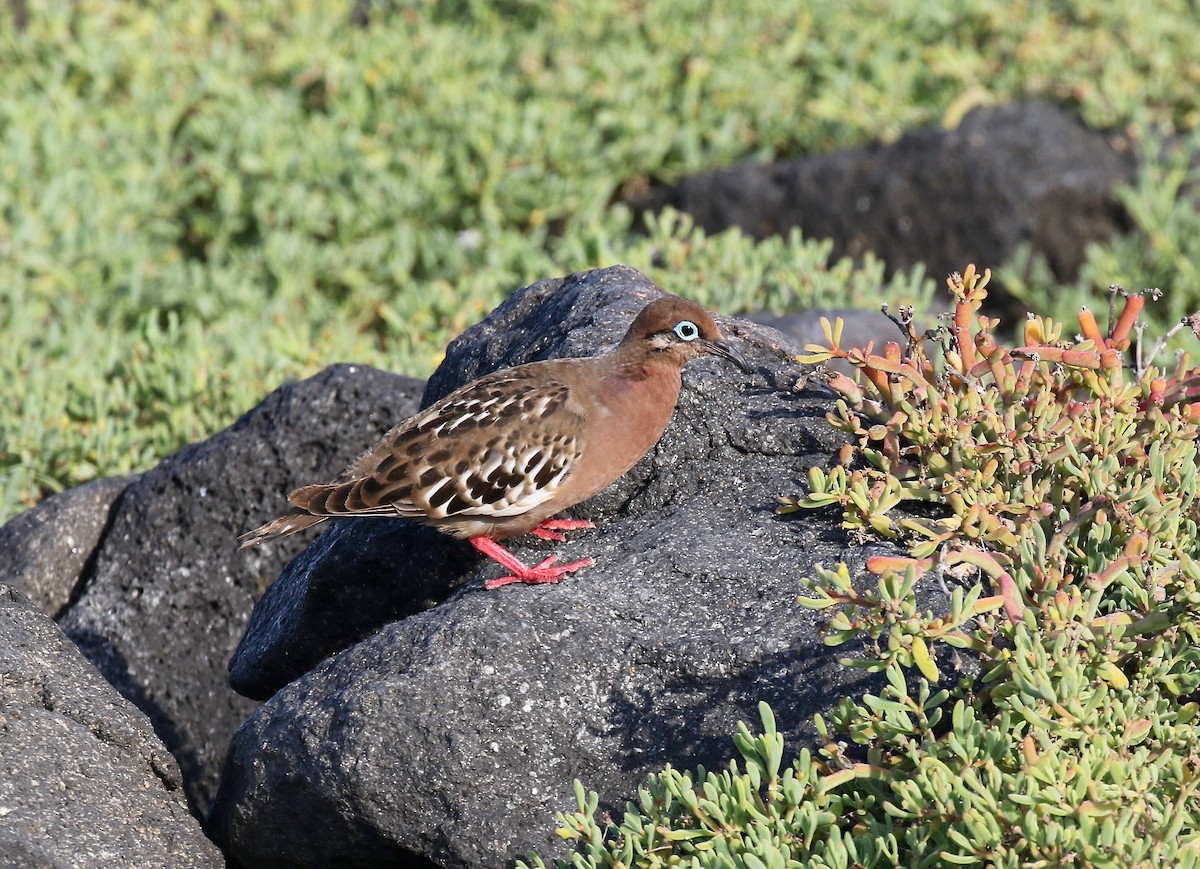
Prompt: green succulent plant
<box><xmin>527</xmin><ymin>267</ymin><xmax>1200</xmax><ymax>868</ymax></box>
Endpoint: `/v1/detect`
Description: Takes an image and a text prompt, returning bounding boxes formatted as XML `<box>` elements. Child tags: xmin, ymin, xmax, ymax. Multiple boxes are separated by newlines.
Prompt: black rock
<box><xmin>210</xmin><ymin>266</ymin><xmax>960</xmax><ymax>868</ymax></box>
<box><xmin>0</xmin><ymin>584</ymin><xmax>223</xmax><ymax>867</ymax></box>
<box><xmin>631</xmin><ymin>101</ymin><xmax>1137</xmax><ymax>314</ymax></box>
<box><xmin>0</xmin><ymin>476</ymin><xmax>135</xmax><ymax>618</ymax></box>
<box><xmin>227</xmin><ymin>517</ymin><xmax>477</xmax><ymax>701</ymax></box>
<box><xmin>50</xmin><ymin>363</ymin><xmax>425</xmax><ymax>815</ymax></box>
<box><xmin>227</xmin><ymin>265</ymin><xmax>809</xmax><ymax>702</ymax></box>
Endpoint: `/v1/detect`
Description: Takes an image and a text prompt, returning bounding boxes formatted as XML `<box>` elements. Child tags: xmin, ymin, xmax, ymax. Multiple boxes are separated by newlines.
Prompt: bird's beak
<box><xmin>701</xmin><ymin>339</ymin><xmax>753</xmax><ymax>374</ymax></box>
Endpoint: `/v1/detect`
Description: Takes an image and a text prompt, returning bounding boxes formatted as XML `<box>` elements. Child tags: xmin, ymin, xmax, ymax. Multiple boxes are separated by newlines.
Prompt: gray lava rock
<box><xmin>227</xmin><ymin>266</ymin><xmax>809</xmax><ymax>702</ymax></box>
<box><xmin>227</xmin><ymin>516</ymin><xmax>477</xmax><ymax>701</ymax></box>
<box><xmin>51</xmin><ymin>363</ymin><xmax>425</xmax><ymax>816</ymax></box>
<box><xmin>210</xmin><ymin>266</ymin><xmax>960</xmax><ymax>868</ymax></box>
<box><xmin>0</xmin><ymin>584</ymin><xmax>223</xmax><ymax>868</ymax></box>
<box><xmin>0</xmin><ymin>476</ymin><xmax>136</xmax><ymax>618</ymax></box>
<box><xmin>632</xmin><ymin>101</ymin><xmax>1136</xmax><ymax>312</ymax></box>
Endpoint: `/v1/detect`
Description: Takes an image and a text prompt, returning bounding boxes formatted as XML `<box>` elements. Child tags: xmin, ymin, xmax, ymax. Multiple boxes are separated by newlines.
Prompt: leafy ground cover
<box><xmin>530</xmin><ymin>268</ymin><xmax>1200</xmax><ymax>867</ymax></box>
<box><xmin>3</xmin><ymin>0</ymin><xmax>1199</xmax><ymax>522</ymax></box>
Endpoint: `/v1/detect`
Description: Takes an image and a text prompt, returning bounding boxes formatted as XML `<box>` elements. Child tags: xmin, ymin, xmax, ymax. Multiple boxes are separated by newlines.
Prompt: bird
<box><xmin>239</xmin><ymin>294</ymin><xmax>750</xmax><ymax>589</ymax></box>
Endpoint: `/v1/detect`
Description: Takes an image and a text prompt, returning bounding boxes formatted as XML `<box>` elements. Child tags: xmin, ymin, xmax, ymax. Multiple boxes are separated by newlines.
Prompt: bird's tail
<box><xmin>238</xmin><ymin>510</ymin><xmax>326</xmax><ymax>549</ymax></box>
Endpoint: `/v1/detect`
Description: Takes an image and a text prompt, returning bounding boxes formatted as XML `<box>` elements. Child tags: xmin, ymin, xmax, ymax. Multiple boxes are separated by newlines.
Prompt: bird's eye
<box><xmin>673</xmin><ymin>320</ymin><xmax>700</xmax><ymax>341</ymax></box>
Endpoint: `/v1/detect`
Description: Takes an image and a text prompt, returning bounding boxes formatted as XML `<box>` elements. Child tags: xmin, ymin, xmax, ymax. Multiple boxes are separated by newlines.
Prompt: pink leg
<box><xmin>470</xmin><ymin>536</ymin><xmax>594</xmax><ymax>590</ymax></box>
<box><xmin>529</xmin><ymin>518</ymin><xmax>595</xmax><ymax>542</ymax></box>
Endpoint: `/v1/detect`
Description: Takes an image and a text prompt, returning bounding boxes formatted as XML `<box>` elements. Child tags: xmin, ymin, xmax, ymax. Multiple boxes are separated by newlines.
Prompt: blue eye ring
<box><xmin>673</xmin><ymin>320</ymin><xmax>700</xmax><ymax>341</ymax></box>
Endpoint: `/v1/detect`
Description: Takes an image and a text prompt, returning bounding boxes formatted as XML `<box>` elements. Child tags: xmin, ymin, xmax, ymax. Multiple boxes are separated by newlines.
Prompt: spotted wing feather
<box><xmin>287</xmin><ymin>369</ymin><xmax>585</xmax><ymax>523</ymax></box>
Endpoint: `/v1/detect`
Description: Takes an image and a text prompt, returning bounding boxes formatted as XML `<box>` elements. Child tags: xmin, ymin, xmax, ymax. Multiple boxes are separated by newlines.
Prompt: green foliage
<box><xmin>575</xmin><ymin>211</ymin><xmax>935</xmax><ymax>318</ymax></box>
<box><xmin>524</xmin><ymin>703</ymin><xmax>903</xmax><ymax>869</ymax></box>
<box><xmin>530</xmin><ymin>269</ymin><xmax>1200</xmax><ymax>866</ymax></box>
<box><xmin>0</xmin><ymin>198</ymin><xmax>930</xmax><ymax>519</ymax></box>
<box><xmin>2</xmin><ymin>0</ymin><xmax>1200</xmax><ymax>524</ymax></box>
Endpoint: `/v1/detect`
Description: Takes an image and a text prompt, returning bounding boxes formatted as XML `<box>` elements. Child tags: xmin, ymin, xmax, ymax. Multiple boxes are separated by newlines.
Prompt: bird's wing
<box><xmin>288</xmin><ymin>368</ymin><xmax>587</xmax><ymax>522</ymax></box>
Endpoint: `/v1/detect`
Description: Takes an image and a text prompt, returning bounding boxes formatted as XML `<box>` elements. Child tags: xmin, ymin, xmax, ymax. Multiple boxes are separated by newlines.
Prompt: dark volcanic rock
<box><xmin>632</xmin><ymin>101</ymin><xmax>1136</xmax><ymax>310</ymax></box>
<box><xmin>211</xmin><ymin>266</ymin><xmax>959</xmax><ymax>868</ymax></box>
<box><xmin>0</xmin><ymin>476</ymin><xmax>136</xmax><ymax>618</ymax></box>
<box><xmin>228</xmin><ymin>267</ymin><xmax>775</xmax><ymax>701</ymax></box>
<box><xmin>0</xmin><ymin>584</ymin><xmax>223</xmax><ymax>868</ymax></box>
<box><xmin>227</xmin><ymin>518</ymin><xmax>476</xmax><ymax>701</ymax></box>
<box><xmin>52</xmin><ymin>363</ymin><xmax>425</xmax><ymax>815</ymax></box>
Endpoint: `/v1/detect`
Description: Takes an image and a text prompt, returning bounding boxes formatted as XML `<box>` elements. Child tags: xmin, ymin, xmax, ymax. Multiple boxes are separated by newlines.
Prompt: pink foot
<box><xmin>529</xmin><ymin>518</ymin><xmax>595</xmax><ymax>542</ymax></box>
<box><xmin>470</xmin><ymin>536</ymin><xmax>594</xmax><ymax>589</ymax></box>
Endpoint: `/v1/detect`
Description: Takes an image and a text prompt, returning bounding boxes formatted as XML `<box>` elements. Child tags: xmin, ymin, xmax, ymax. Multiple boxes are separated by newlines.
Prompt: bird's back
<box><xmin>286</xmin><ymin>360</ymin><xmax>593</xmax><ymax>539</ymax></box>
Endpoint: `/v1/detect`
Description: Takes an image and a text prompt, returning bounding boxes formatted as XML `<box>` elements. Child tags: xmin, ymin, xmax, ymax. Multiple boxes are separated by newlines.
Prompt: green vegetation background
<box><xmin>2</xmin><ymin>0</ymin><xmax>1198</xmax><ymax>523</ymax></box>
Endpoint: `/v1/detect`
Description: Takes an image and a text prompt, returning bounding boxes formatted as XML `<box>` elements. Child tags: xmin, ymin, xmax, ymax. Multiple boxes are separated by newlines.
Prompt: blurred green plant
<box><xmin>527</xmin><ymin>267</ymin><xmax>1200</xmax><ymax>866</ymax></box>
<box><xmin>3</xmin><ymin>0</ymin><xmax>1200</xmax><ymax>525</ymax></box>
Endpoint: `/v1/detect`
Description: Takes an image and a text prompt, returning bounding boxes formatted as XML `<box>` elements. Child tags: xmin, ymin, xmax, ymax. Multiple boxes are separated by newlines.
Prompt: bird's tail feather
<box><xmin>238</xmin><ymin>510</ymin><xmax>326</xmax><ymax>549</ymax></box>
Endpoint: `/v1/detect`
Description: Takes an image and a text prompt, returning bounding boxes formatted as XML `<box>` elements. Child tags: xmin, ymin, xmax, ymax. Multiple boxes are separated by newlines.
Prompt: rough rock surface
<box><xmin>0</xmin><ymin>476</ymin><xmax>136</xmax><ymax>618</ymax></box>
<box><xmin>631</xmin><ymin>101</ymin><xmax>1136</xmax><ymax>313</ymax></box>
<box><xmin>229</xmin><ymin>267</ymin><xmax>814</xmax><ymax>701</ymax></box>
<box><xmin>210</xmin><ymin>266</ymin><xmax>959</xmax><ymax>868</ymax></box>
<box><xmin>51</xmin><ymin>364</ymin><xmax>425</xmax><ymax>815</ymax></box>
<box><xmin>0</xmin><ymin>584</ymin><xmax>223</xmax><ymax>868</ymax></box>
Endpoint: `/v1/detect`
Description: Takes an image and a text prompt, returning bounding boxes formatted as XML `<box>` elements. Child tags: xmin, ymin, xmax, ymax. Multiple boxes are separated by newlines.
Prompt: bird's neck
<box><xmin>609</xmin><ymin>342</ymin><xmax>678</xmax><ymax>382</ymax></box>
<box><xmin>597</xmin><ymin>351</ymin><xmax>684</xmax><ymax>434</ymax></box>
<box><xmin>524</xmin><ymin>349</ymin><xmax>684</xmax><ymax>516</ymax></box>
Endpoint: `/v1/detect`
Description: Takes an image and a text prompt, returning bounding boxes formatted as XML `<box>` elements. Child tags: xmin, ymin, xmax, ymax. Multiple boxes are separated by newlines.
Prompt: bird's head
<box><xmin>622</xmin><ymin>296</ymin><xmax>751</xmax><ymax>373</ymax></box>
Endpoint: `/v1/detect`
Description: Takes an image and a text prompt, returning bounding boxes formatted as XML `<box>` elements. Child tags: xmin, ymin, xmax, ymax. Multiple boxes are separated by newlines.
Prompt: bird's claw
<box><xmin>529</xmin><ymin>519</ymin><xmax>594</xmax><ymax>542</ymax></box>
<box><xmin>484</xmin><ymin>557</ymin><xmax>594</xmax><ymax>589</ymax></box>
